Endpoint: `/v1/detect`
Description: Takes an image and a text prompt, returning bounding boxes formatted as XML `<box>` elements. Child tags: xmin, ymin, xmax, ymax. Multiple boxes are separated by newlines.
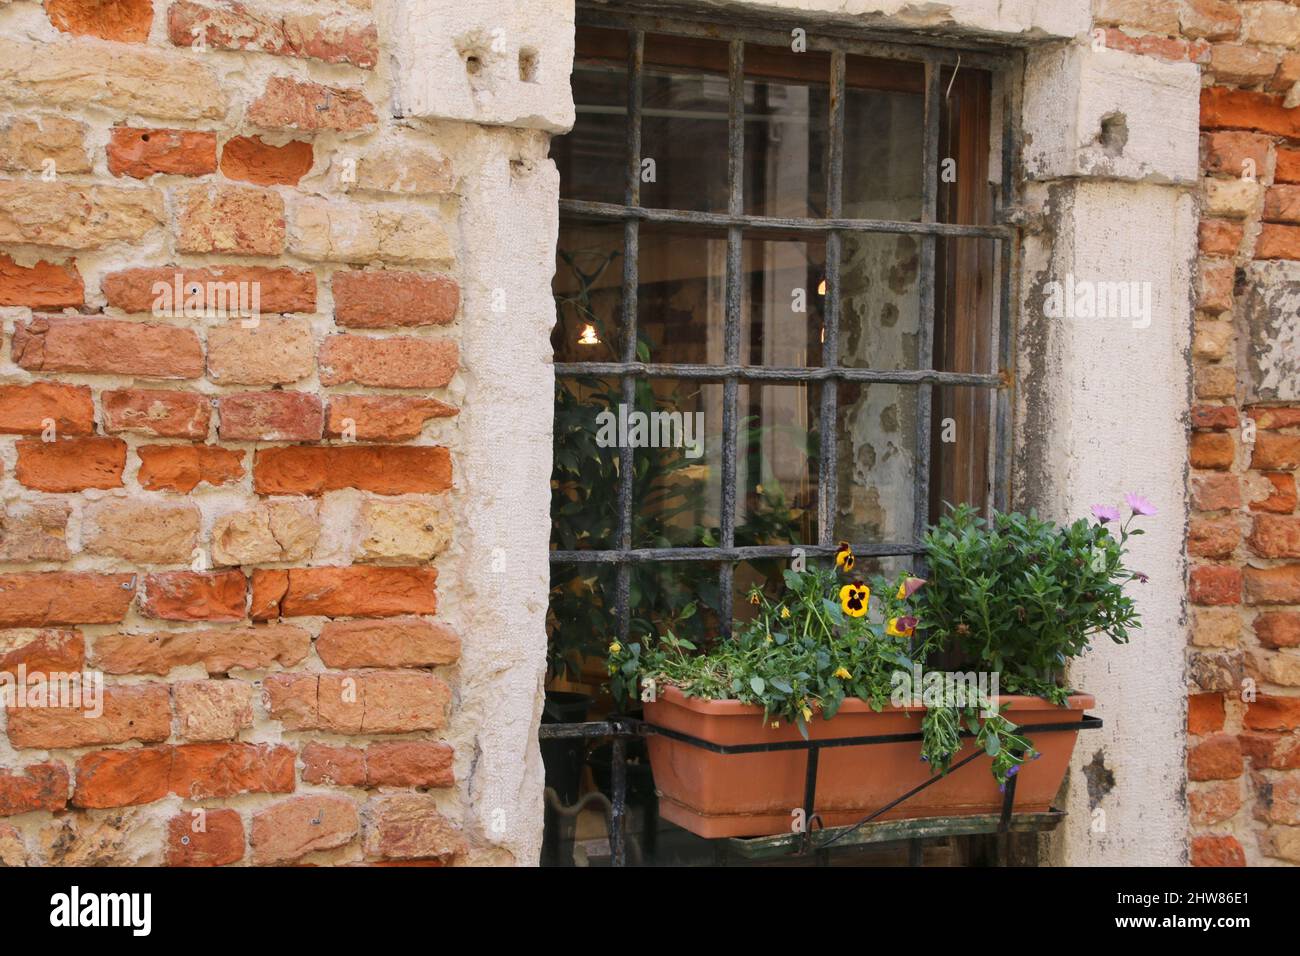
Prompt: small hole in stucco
<box><xmin>1098</xmin><ymin>112</ymin><xmax>1128</xmax><ymax>158</ymax></box>
<box><xmin>465</xmin><ymin>54</ymin><xmax>482</xmax><ymax>76</ymax></box>
<box><xmin>519</xmin><ymin>48</ymin><xmax>539</xmax><ymax>83</ymax></box>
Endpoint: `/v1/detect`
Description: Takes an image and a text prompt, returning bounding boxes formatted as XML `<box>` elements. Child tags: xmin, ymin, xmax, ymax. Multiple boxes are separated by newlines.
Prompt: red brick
<box><xmin>253</xmin><ymin>445</ymin><xmax>452</xmax><ymax>496</ymax></box>
<box><xmin>1250</xmin><ymin>472</ymin><xmax>1297</xmax><ymax>514</ymax></box>
<box><xmin>1201</xmin><ymin>130</ymin><xmax>1270</xmax><ymax>178</ymax></box>
<box><xmin>0</xmin><ymin>763</ymin><xmax>68</xmax><ymax>816</ymax></box>
<box><xmin>140</xmin><ymin>570</ymin><xmax>247</xmax><ymax>622</ymax></box>
<box><xmin>253</xmin><ymin>567</ymin><xmax>437</xmax><ymax>619</ymax></box>
<box><xmin>92</xmin><ymin>624</ymin><xmax>310</xmax><ymax>675</ymax></box>
<box><xmin>176</xmin><ymin>184</ymin><xmax>284</xmax><ymax>256</ymax></box>
<box><xmin>0</xmin><ymin>630</ymin><xmax>85</xmax><ymax>677</ymax></box>
<box><xmin>365</xmin><ymin>741</ymin><xmax>454</xmax><ymax>788</ymax></box>
<box><xmin>217</xmin><ymin>391</ymin><xmax>323</xmax><ymax>442</ymax></box>
<box><xmin>1198</xmin><ymin>259</ymin><xmax>1235</xmax><ymax>313</ymax></box>
<box><xmin>249</xmin><ymin>569</ymin><xmax>287</xmax><ymax>621</ymax></box>
<box><xmin>1249</xmin><ymin>515</ymin><xmax>1300</xmax><ymax>558</ymax></box>
<box><xmin>103</xmin><ymin>388</ymin><xmax>210</xmax><ymax>439</ymax></box>
<box><xmin>170</xmin><ymin>742</ymin><xmax>295</xmax><ymax>800</ymax></box>
<box><xmin>103</xmin><ymin>265</ymin><xmax>316</xmax><ymax>314</ymax></box>
<box><xmin>1248</xmin><ymin>406</ymin><xmax>1300</xmax><ymax>430</ymax></box>
<box><xmin>247</xmin><ymin>76</ymin><xmax>377</xmax><ymax>132</ymax></box>
<box><xmin>137</xmin><ymin>444</ymin><xmax>245</xmax><ymax>492</ymax></box>
<box><xmin>1201</xmin><ymin>87</ymin><xmax>1300</xmax><ymax>139</ymax></box>
<box><xmin>325</xmin><ymin>395</ymin><xmax>458</xmax><ymax>442</ymax></box>
<box><xmin>1191</xmin><ymin>834</ymin><xmax>1245</xmax><ymax>867</ymax></box>
<box><xmin>219</xmin><ymin>135</ymin><xmax>313</xmax><ymax>186</ymax></box>
<box><xmin>0</xmin><ymin>382</ymin><xmax>94</xmax><ymax>436</ymax></box>
<box><xmin>168</xmin><ymin>2</ymin><xmax>378</xmax><ymax>69</ymax></box>
<box><xmin>1256</xmin><ymin>223</ymin><xmax>1300</xmax><ymax>261</ymax></box>
<box><xmin>1245</xmin><ymin>564</ymin><xmax>1300</xmax><ymax>604</ymax></box>
<box><xmin>1256</xmin><ymin>612</ymin><xmax>1300</xmax><ymax>649</ymax></box>
<box><xmin>1277</xmin><ymin>147</ymin><xmax>1300</xmax><ymax>185</ymax></box>
<box><xmin>1182</xmin><ymin>0</ymin><xmax>1241</xmax><ymax>41</ymax></box>
<box><xmin>250</xmin><ymin>794</ymin><xmax>358</xmax><ymax>864</ymax></box>
<box><xmin>46</xmin><ymin>0</ymin><xmax>153</xmax><ymax>42</ymax></box>
<box><xmin>12</xmin><ymin>315</ymin><xmax>203</xmax><ymax>379</ymax></box>
<box><xmin>166</xmin><ymin>808</ymin><xmax>245</xmax><ymax>867</ymax></box>
<box><xmin>1199</xmin><ymin>219</ymin><xmax>1243</xmax><ymax>256</ymax></box>
<box><xmin>1189</xmin><ymin>782</ymin><xmax>1242</xmax><ymax>827</ymax></box>
<box><xmin>1191</xmin><ymin>404</ymin><xmax>1239</xmax><ymax>430</ymax></box>
<box><xmin>1188</xmin><ymin>733</ymin><xmax>1244</xmax><ymax>781</ymax></box>
<box><xmin>1245</xmin><ymin>695</ymin><xmax>1300</xmax><ymax>731</ymax></box>
<box><xmin>15</xmin><ymin>438</ymin><xmax>126</xmax><ymax>492</ymax></box>
<box><xmin>1191</xmin><ymin>432</ymin><xmax>1236</xmax><ymax>470</ymax></box>
<box><xmin>0</xmin><ymin>573</ymin><xmax>135</xmax><ymax>627</ymax></box>
<box><xmin>265</xmin><ymin>670</ymin><xmax>448</xmax><ymax>732</ymax></box>
<box><xmin>315</xmin><ymin>617</ymin><xmax>461</xmax><ymax>668</ymax></box>
<box><xmin>1100</xmin><ymin>28</ymin><xmax>1203</xmax><ymax>64</ymax></box>
<box><xmin>71</xmin><ymin>747</ymin><xmax>171</xmax><ymax>808</ymax></box>
<box><xmin>319</xmin><ymin>336</ymin><xmax>458</xmax><ymax>389</ymax></box>
<box><xmin>1191</xmin><ymin>565</ymin><xmax>1243</xmax><ymax>606</ymax></box>
<box><xmin>1265</xmin><ymin>185</ymin><xmax>1300</xmax><ymax>225</ymax></box>
<box><xmin>107</xmin><ymin>127</ymin><xmax>218</xmax><ymax>178</ymax></box>
<box><xmin>1193</xmin><ymin>473</ymin><xmax>1242</xmax><ymax>511</ymax></box>
<box><xmin>1190</xmin><ymin>516</ymin><xmax>1240</xmax><ymax>558</ymax></box>
<box><xmin>363</xmin><ymin>792</ymin><xmax>463</xmax><ymax>860</ymax></box>
<box><xmin>301</xmin><ymin>743</ymin><xmax>367</xmax><ymax>787</ymax></box>
<box><xmin>0</xmin><ymin>253</ymin><xmax>83</xmax><ymax>308</ymax></box>
<box><xmin>1189</xmin><ymin>693</ymin><xmax>1226</xmax><ymax>735</ymax></box>
<box><xmin>332</xmin><ymin>270</ymin><xmax>459</xmax><ymax>328</ymax></box>
<box><xmin>8</xmin><ymin>684</ymin><xmax>170</xmax><ymax>750</ymax></box>
<box><xmin>1252</xmin><ymin>433</ymin><xmax>1300</xmax><ymax>470</ymax></box>
<box><xmin>1240</xmin><ymin>732</ymin><xmax>1300</xmax><ymax>769</ymax></box>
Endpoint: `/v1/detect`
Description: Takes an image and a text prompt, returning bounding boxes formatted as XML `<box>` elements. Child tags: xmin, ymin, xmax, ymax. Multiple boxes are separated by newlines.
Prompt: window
<box><xmin>546</xmin><ymin>8</ymin><xmax>1020</xmax><ymax>864</ymax></box>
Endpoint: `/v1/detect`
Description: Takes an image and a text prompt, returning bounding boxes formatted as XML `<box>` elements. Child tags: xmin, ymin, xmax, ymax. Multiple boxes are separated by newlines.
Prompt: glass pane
<box><xmin>553</xmin><ymin>27</ymin><xmax>628</xmax><ymax>205</ymax></box>
<box><xmin>628</xmin><ymin>563</ymin><xmax>722</xmax><ymax>647</ymax></box>
<box><xmin>637</xmin><ymin>225</ymin><xmax>726</xmax><ymax>364</ymax></box>
<box><xmin>551</xmin><ymin>377</ymin><xmax>623</xmax><ymax>551</ymax></box>
<box><xmin>553</xmin><ymin>222</ymin><xmax>624</xmax><ymax>363</ymax></box>
<box><xmin>838</xmin><ymin>233</ymin><xmax>922</xmax><ymax>370</ymax></box>
<box><xmin>734</xmin><ymin>382</ymin><xmax>819</xmax><ymax>547</ymax></box>
<box><xmin>630</xmin><ymin>378</ymin><xmax>722</xmax><ymax>549</ymax></box>
<box><xmin>547</xmin><ymin>561</ymin><xmax>618</xmax><ymax>681</ymax></box>
<box><xmin>742</xmin><ymin>236</ymin><xmax>825</xmax><ymax>368</ymax></box>
<box><xmin>641</xmin><ymin>34</ymin><xmax>730</xmax><ymax>213</ymax></box>
<box><xmin>832</xmin><ymin>382</ymin><xmax>919</xmax><ymax>544</ymax></box>
<box><xmin>842</xmin><ymin>57</ymin><xmax>924</xmax><ymax>222</ymax></box>
<box><xmin>743</xmin><ymin>46</ymin><xmax>830</xmax><ymax>219</ymax></box>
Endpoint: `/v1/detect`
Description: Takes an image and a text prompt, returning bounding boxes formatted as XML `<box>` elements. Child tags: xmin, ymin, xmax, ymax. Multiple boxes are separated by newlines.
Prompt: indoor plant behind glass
<box><xmin>608</xmin><ymin>500</ymin><xmax>1152</xmax><ymax>839</ymax></box>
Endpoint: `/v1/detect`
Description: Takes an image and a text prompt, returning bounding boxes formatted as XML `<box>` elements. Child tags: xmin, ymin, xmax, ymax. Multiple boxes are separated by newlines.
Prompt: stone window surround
<box><xmin>392</xmin><ymin>0</ymin><xmax>1196</xmax><ymax>865</ymax></box>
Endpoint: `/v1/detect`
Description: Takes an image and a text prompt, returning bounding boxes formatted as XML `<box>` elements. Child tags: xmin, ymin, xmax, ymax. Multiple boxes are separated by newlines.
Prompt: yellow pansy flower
<box><xmin>839</xmin><ymin>582</ymin><xmax>869</xmax><ymax>617</ymax></box>
<box><xmin>833</xmin><ymin>666</ymin><xmax>851</xmax><ymax>680</ymax></box>
<box><xmin>801</xmin><ymin>705</ymin><xmax>813</xmax><ymax>722</ymax></box>
<box><xmin>834</xmin><ymin>541</ymin><xmax>855</xmax><ymax>573</ymax></box>
<box><xmin>608</xmin><ymin>641</ymin><xmax>622</xmax><ymax>654</ymax></box>
<box><xmin>886</xmin><ymin>616</ymin><xmax>918</xmax><ymax>638</ymax></box>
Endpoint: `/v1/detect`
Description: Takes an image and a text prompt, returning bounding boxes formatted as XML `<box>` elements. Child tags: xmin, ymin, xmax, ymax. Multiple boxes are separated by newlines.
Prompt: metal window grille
<box><xmin>551</xmin><ymin>8</ymin><xmax>1022</xmax><ymax>646</ymax></box>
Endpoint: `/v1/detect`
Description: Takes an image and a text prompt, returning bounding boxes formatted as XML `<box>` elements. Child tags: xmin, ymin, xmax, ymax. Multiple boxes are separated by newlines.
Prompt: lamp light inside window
<box><xmin>578</xmin><ymin>324</ymin><xmax>600</xmax><ymax>346</ymax></box>
<box><xmin>817</xmin><ymin>278</ymin><xmax>826</xmax><ymax>296</ymax></box>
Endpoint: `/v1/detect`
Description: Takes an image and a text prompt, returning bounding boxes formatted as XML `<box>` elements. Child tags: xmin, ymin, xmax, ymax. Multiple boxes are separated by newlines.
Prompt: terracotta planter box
<box><xmin>643</xmin><ymin>685</ymin><xmax>1095</xmax><ymax>839</ymax></box>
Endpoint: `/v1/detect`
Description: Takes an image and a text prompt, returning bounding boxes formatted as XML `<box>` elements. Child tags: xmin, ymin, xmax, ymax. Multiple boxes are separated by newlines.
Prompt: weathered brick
<box><xmin>1265</xmin><ymin>185</ymin><xmax>1300</xmax><ymax>226</ymax></box>
<box><xmin>0</xmin><ymin>180</ymin><xmax>162</xmax><ymax>250</ymax></box>
<box><xmin>0</xmin><ymin>573</ymin><xmax>135</xmax><ymax>627</ymax></box>
<box><xmin>1250</xmin><ymin>647</ymin><xmax>1300</xmax><ymax>686</ymax></box>
<box><xmin>1202</xmin><ymin>87</ymin><xmax>1300</xmax><ymax>139</ymax></box>
<box><xmin>12</xmin><ymin>315</ymin><xmax>203</xmax><ymax>379</ymax></box>
<box><xmin>1209</xmin><ymin>44</ymin><xmax>1278</xmax><ymax>86</ymax></box>
<box><xmin>1252</xmin><ymin>433</ymin><xmax>1300</xmax><ymax>470</ymax></box>
<box><xmin>107</xmin><ymin>127</ymin><xmax>218</xmax><ymax>179</ymax></box>
<box><xmin>1196</xmin><ymin>364</ymin><xmax>1238</xmax><ymax>400</ymax></box>
<box><xmin>1277</xmin><ymin>147</ymin><xmax>1300</xmax><ymax>186</ymax></box>
<box><xmin>1244</xmin><ymin>564</ymin><xmax>1300</xmax><ymax>604</ymax></box>
<box><xmin>1198</xmin><ymin>219</ymin><xmax>1242</xmax><ymax>257</ymax></box>
<box><xmin>137</xmin><ymin>444</ymin><xmax>245</xmax><ymax>492</ymax></box>
<box><xmin>290</xmin><ymin>200</ymin><xmax>451</xmax><ymax>264</ymax></box>
<box><xmin>1188</xmin><ymin>733</ymin><xmax>1244</xmax><ymax>781</ymax></box>
<box><xmin>0</xmin><ymin>382</ymin><xmax>94</xmax><ymax>436</ymax></box>
<box><xmin>1190</xmin><ymin>565</ymin><xmax>1242</xmax><ymax>605</ymax></box>
<box><xmin>219</xmin><ymin>135</ymin><xmax>313</xmax><ymax>186</ymax></box>
<box><xmin>301</xmin><ymin>743</ymin><xmax>367</xmax><ymax>787</ymax></box>
<box><xmin>1197</xmin><ymin>258</ymin><xmax>1235</xmax><ymax>314</ymax></box>
<box><xmin>351</xmin><ymin>147</ymin><xmax>454</xmax><ymax>195</ymax></box>
<box><xmin>359</xmin><ymin>499</ymin><xmax>452</xmax><ymax>561</ymax></box>
<box><xmin>211</xmin><ymin>501</ymin><xmax>318</xmax><ymax>566</ymax></box>
<box><xmin>1249</xmin><ymin>515</ymin><xmax>1300</xmax><ymax>558</ymax></box>
<box><xmin>174</xmin><ymin>680</ymin><xmax>254</xmax><ymax>741</ymax></box>
<box><xmin>217</xmin><ymin>391</ymin><xmax>323</xmax><ymax>442</ymax></box>
<box><xmin>15</xmin><ymin>438</ymin><xmax>126</xmax><ymax>492</ymax></box>
<box><xmin>1189</xmin><ymin>782</ymin><xmax>1242</xmax><ymax>826</ymax></box>
<box><xmin>1191</xmin><ymin>405</ymin><xmax>1239</xmax><ymax>430</ymax></box>
<box><xmin>1181</xmin><ymin>0</ymin><xmax>1242</xmax><ymax>41</ymax></box>
<box><xmin>1096</xmin><ymin>28</ymin><xmax>1206</xmax><ymax>64</ymax></box>
<box><xmin>1190</xmin><ymin>516</ymin><xmax>1240</xmax><ymax>558</ymax></box>
<box><xmin>1189</xmin><ymin>693</ymin><xmax>1226</xmax><ymax>736</ymax></box>
<box><xmin>1249</xmin><ymin>407</ymin><xmax>1300</xmax><ymax>429</ymax></box>
<box><xmin>176</xmin><ymin>184</ymin><xmax>285</xmax><ymax>256</ymax></box>
<box><xmin>250</xmin><ymin>795</ymin><xmax>358</xmax><ymax>864</ymax></box>
<box><xmin>92</xmin><ymin>623</ymin><xmax>309</xmax><ymax>675</ymax></box>
<box><xmin>83</xmin><ymin>499</ymin><xmax>201</xmax><ymax>564</ymax></box>
<box><xmin>0</xmin><ymin>115</ymin><xmax>90</xmax><ymax>175</ymax></box>
<box><xmin>46</xmin><ymin>0</ymin><xmax>154</xmax><ymax>42</ymax></box>
<box><xmin>1256</xmin><ymin>223</ymin><xmax>1300</xmax><ymax>261</ymax></box>
<box><xmin>0</xmin><ymin>763</ymin><xmax>69</xmax><ymax>816</ymax></box>
<box><xmin>332</xmin><ymin>270</ymin><xmax>459</xmax><ymax>328</ymax></box>
<box><xmin>325</xmin><ymin>395</ymin><xmax>457</xmax><ymax>442</ymax></box>
<box><xmin>37</xmin><ymin>809</ymin><xmax>155</xmax><ymax>866</ymax></box>
<box><xmin>207</xmin><ymin>318</ymin><xmax>314</xmax><ymax>385</ymax></box>
<box><xmin>8</xmin><ymin>684</ymin><xmax>170</xmax><ymax>750</ymax></box>
<box><xmin>103</xmin><ymin>265</ymin><xmax>316</xmax><ymax>315</ymax></box>
<box><xmin>103</xmin><ymin>389</ymin><xmax>211</xmax><ymax>439</ymax></box>
<box><xmin>1240</xmin><ymin>731</ymin><xmax>1300</xmax><ymax>769</ymax></box>
<box><xmin>248</xmin><ymin>76</ymin><xmax>376</xmax><ymax>132</ymax></box>
<box><xmin>1249</xmin><ymin>472</ymin><xmax>1296</xmax><ymax>513</ymax></box>
<box><xmin>1202</xmin><ymin>178</ymin><xmax>1259</xmax><ymax>220</ymax></box>
<box><xmin>166</xmin><ymin>808</ymin><xmax>244</xmax><ymax>867</ymax></box>
<box><xmin>74</xmin><ymin>743</ymin><xmax>295</xmax><ymax>807</ymax></box>
<box><xmin>0</xmin><ymin>39</ymin><xmax>227</xmax><ymax>121</ymax></box>
<box><xmin>319</xmin><ymin>336</ymin><xmax>458</xmax><ymax>388</ymax></box>
<box><xmin>140</xmin><ymin>571</ymin><xmax>246</xmax><ymax>622</ymax></box>
<box><xmin>0</xmin><ymin>253</ymin><xmax>84</xmax><ymax>307</ymax></box>
<box><xmin>365</xmin><ymin>741</ymin><xmax>454</xmax><ymax>788</ymax></box>
<box><xmin>0</xmin><ymin>503</ymin><xmax>71</xmax><ymax>562</ymax></box>
<box><xmin>71</xmin><ymin>747</ymin><xmax>171</xmax><ymax>808</ymax></box>
<box><xmin>1193</xmin><ymin>473</ymin><xmax>1242</xmax><ymax>511</ymax></box>
<box><xmin>168</xmin><ymin>2</ymin><xmax>378</xmax><ymax>69</ymax></box>
<box><xmin>315</xmin><ymin>617</ymin><xmax>460</xmax><ymax>669</ymax></box>
<box><xmin>1256</xmin><ymin>611</ymin><xmax>1300</xmax><ymax>649</ymax></box>
<box><xmin>363</xmin><ymin>792</ymin><xmax>463</xmax><ymax>860</ymax></box>
<box><xmin>254</xmin><ymin>567</ymin><xmax>438</xmax><ymax>619</ymax></box>
<box><xmin>266</xmin><ymin>671</ymin><xmax>449</xmax><ymax>733</ymax></box>
<box><xmin>1245</xmin><ymin>695</ymin><xmax>1300</xmax><ymax>731</ymax></box>
<box><xmin>253</xmin><ymin>445</ymin><xmax>452</xmax><ymax>496</ymax></box>
<box><xmin>0</xmin><ymin>629</ymin><xmax>84</xmax><ymax>676</ymax></box>
<box><xmin>1191</xmin><ymin>431</ymin><xmax>1236</xmax><ymax>470</ymax></box>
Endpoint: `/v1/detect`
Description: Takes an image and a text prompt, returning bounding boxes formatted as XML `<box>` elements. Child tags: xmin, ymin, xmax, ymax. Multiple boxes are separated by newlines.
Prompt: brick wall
<box><xmin>0</xmin><ymin>0</ymin><xmax>470</xmax><ymax>865</ymax></box>
<box><xmin>1092</xmin><ymin>0</ymin><xmax>1300</xmax><ymax>866</ymax></box>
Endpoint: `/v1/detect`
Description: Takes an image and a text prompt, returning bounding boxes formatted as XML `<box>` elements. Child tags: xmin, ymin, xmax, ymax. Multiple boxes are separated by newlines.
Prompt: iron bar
<box><xmin>550</xmin><ymin>542</ymin><xmax>926</xmax><ymax>564</ymax></box>
<box><xmin>610</xmin><ymin>736</ymin><xmax>628</xmax><ymax>865</ymax></box>
<box><xmin>817</xmin><ymin>50</ymin><xmax>846</xmax><ymax>549</ymax></box>
<box><xmin>912</xmin><ymin>60</ymin><xmax>942</xmax><ymax>544</ymax></box>
<box><xmin>555</xmin><ymin>361</ymin><xmax>1001</xmax><ymax>387</ymax></box>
